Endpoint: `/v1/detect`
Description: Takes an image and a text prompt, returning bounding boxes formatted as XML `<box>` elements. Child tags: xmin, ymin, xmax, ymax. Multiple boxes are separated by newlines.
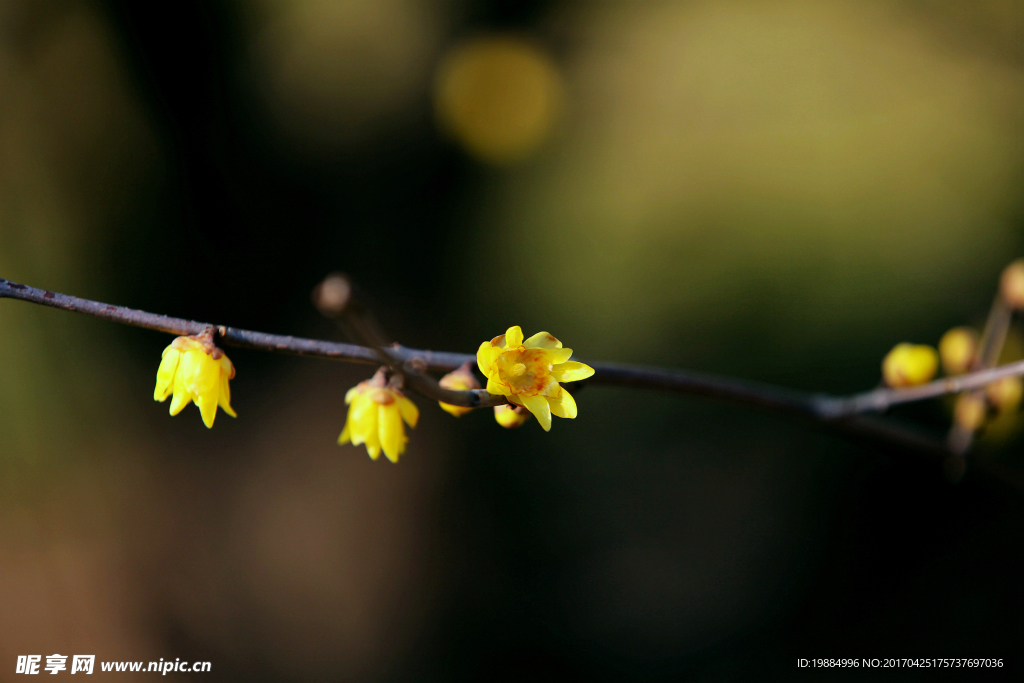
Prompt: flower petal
<box><xmin>338</xmin><ymin>420</ymin><xmax>352</xmax><ymax>445</ymax></box>
<box><xmin>218</xmin><ymin>370</ymin><xmax>237</xmax><ymax>418</ymax></box>
<box><xmin>519</xmin><ymin>394</ymin><xmax>552</xmax><ymax>431</ymax></box>
<box><xmin>539</xmin><ymin>374</ymin><xmax>562</xmax><ymax>398</ymax></box>
<box><xmin>546</xmin><ymin>348</ymin><xmax>573</xmax><ymax>364</ymax></box>
<box><xmin>197</xmin><ymin>393</ymin><xmax>218</xmax><ymax>428</ymax></box>
<box><xmin>505</xmin><ymin>326</ymin><xmax>524</xmax><ymax>348</ymax></box>
<box><xmin>524</xmin><ymin>331</ymin><xmax>562</xmax><ymax>349</ymax></box>
<box><xmin>190</xmin><ymin>352</ymin><xmax>221</xmax><ymax>399</ymax></box>
<box><xmin>477</xmin><ymin>341</ymin><xmax>503</xmax><ymax>377</ymax></box>
<box><xmin>365</xmin><ymin>430</ymin><xmax>382</xmax><ymax>460</ymax></box>
<box><xmin>548</xmin><ymin>387</ymin><xmax>578</xmax><ymax>419</ymax></box>
<box><xmin>349</xmin><ymin>396</ymin><xmax>377</xmax><ymax>446</ymax></box>
<box><xmin>345</xmin><ymin>386</ymin><xmax>361</xmax><ymax>404</ymax></box>
<box><xmin>440</xmin><ymin>402</ymin><xmax>473</xmax><ymax>417</ymax></box>
<box><xmin>154</xmin><ymin>349</ymin><xmax>181</xmax><ymax>401</ymax></box>
<box><xmin>173</xmin><ymin>349</ymin><xmax>201</xmax><ymax>397</ymax></box>
<box><xmin>398</xmin><ymin>396</ymin><xmax>419</xmax><ymax>427</ymax></box>
<box><xmin>169</xmin><ymin>387</ymin><xmax>190</xmax><ymax>416</ymax></box>
<box><xmin>486</xmin><ymin>376</ymin><xmax>511</xmax><ymax>396</ymax></box>
<box><xmin>551</xmin><ymin>361</ymin><xmax>595</xmax><ymax>383</ymax></box>
<box><xmin>379</xmin><ymin>404</ymin><xmax>403</xmax><ymax>463</ymax></box>
<box><xmin>190</xmin><ymin>355</ymin><xmax>221</xmax><ymax>428</ymax></box>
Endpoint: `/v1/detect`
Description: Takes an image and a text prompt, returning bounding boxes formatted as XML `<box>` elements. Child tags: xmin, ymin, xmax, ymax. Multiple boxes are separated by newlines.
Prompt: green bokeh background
<box><xmin>2</xmin><ymin>0</ymin><xmax>1024</xmax><ymax>680</ymax></box>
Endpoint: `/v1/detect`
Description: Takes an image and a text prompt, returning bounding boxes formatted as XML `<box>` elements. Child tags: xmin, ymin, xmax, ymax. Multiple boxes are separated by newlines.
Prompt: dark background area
<box><xmin>2</xmin><ymin>0</ymin><xmax>1024</xmax><ymax>680</ymax></box>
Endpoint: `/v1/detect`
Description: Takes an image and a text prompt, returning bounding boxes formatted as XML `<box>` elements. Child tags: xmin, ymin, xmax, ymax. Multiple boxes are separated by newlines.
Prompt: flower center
<box><xmin>497</xmin><ymin>348</ymin><xmax>552</xmax><ymax>395</ymax></box>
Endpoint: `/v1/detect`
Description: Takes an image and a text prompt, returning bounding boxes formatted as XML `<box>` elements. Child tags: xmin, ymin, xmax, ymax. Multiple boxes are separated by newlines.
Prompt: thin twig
<box><xmin>815</xmin><ymin>359</ymin><xmax>1024</xmax><ymax>417</ymax></box>
<box><xmin>946</xmin><ymin>293</ymin><xmax>1012</xmax><ymax>456</ymax></box>
<box><xmin>312</xmin><ymin>274</ymin><xmax>504</xmax><ymax>409</ymax></box>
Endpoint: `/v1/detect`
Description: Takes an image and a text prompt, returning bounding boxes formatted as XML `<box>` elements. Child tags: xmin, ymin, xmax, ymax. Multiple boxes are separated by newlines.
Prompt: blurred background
<box><xmin>2</xmin><ymin>0</ymin><xmax>1024</xmax><ymax>679</ymax></box>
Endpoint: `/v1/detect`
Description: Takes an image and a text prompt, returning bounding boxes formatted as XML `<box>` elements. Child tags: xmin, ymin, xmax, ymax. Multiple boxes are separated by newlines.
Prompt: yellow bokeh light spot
<box><xmin>434</xmin><ymin>35</ymin><xmax>564</xmax><ymax>164</ymax></box>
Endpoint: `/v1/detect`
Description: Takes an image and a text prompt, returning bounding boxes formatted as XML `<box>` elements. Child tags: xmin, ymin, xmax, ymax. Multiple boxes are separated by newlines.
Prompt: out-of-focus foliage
<box><xmin>249</xmin><ymin>0</ymin><xmax>452</xmax><ymax>148</ymax></box>
<box><xmin>434</xmin><ymin>35</ymin><xmax>564</xmax><ymax>163</ymax></box>
<box><xmin>476</xmin><ymin>1</ymin><xmax>1024</xmax><ymax>366</ymax></box>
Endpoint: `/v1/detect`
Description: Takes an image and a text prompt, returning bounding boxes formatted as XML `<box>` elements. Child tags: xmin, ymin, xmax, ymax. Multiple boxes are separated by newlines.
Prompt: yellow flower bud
<box><xmin>954</xmin><ymin>393</ymin><xmax>988</xmax><ymax>431</ymax></box>
<box><xmin>986</xmin><ymin>376</ymin><xmax>1023</xmax><ymax>413</ymax></box>
<box><xmin>338</xmin><ymin>370</ymin><xmax>419</xmax><ymax>463</ymax></box>
<box><xmin>938</xmin><ymin>327</ymin><xmax>978</xmax><ymax>376</ymax></box>
<box><xmin>438</xmin><ymin>361</ymin><xmax>481</xmax><ymax>417</ymax></box>
<box><xmin>881</xmin><ymin>343</ymin><xmax>938</xmax><ymax>388</ymax></box>
<box><xmin>477</xmin><ymin>326</ymin><xmax>595</xmax><ymax>431</ymax></box>
<box><xmin>494</xmin><ymin>403</ymin><xmax>531</xmax><ymax>428</ymax></box>
<box><xmin>153</xmin><ymin>333</ymin><xmax>237</xmax><ymax>428</ymax></box>
<box><xmin>1001</xmin><ymin>259</ymin><xmax>1024</xmax><ymax>310</ymax></box>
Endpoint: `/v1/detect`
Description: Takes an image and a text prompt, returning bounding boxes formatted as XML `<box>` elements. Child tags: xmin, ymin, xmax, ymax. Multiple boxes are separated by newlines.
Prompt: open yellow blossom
<box><xmin>477</xmin><ymin>325</ymin><xmax>594</xmax><ymax>431</ymax></box>
<box><xmin>339</xmin><ymin>370</ymin><xmax>419</xmax><ymax>463</ymax></box>
<box><xmin>438</xmin><ymin>361</ymin><xmax>480</xmax><ymax>417</ymax></box>
<box><xmin>154</xmin><ymin>333</ymin><xmax>236</xmax><ymax>428</ymax></box>
<box><xmin>881</xmin><ymin>343</ymin><xmax>938</xmax><ymax>388</ymax></box>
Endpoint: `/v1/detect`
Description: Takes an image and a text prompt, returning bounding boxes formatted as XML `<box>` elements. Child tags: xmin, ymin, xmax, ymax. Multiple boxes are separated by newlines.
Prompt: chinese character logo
<box><xmin>71</xmin><ymin>656</ymin><xmax>95</xmax><ymax>675</ymax></box>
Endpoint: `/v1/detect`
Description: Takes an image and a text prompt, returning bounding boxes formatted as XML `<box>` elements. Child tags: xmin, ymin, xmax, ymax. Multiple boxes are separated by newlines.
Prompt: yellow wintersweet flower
<box><xmin>438</xmin><ymin>361</ymin><xmax>481</xmax><ymax>417</ymax></box>
<box><xmin>339</xmin><ymin>370</ymin><xmax>419</xmax><ymax>463</ymax></box>
<box><xmin>986</xmin><ymin>376</ymin><xmax>1023</xmax><ymax>413</ymax></box>
<box><xmin>938</xmin><ymin>327</ymin><xmax>978</xmax><ymax>376</ymax></box>
<box><xmin>1001</xmin><ymin>259</ymin><xmax>1024</xmax><ymax>310</ymax></box>
<box><xmin>881</xmin><ymin>343</ymin><xmax>938</xmax><ymax>388</ymax></box>
<box><xmin>477</xmin><ymin>325</ymin><xmax>594</xmax><ymax>431</ymax></box>
<box><xmin>154</xmin><ymin>333</ymin><xmax>237</xmax><ymax>428</ymax></box>
<box><xmin>494</xmin><ymin>403</ymin><xmax>531</xmax><ymax>428</ymax></box>
<box><xmin>954</xmin><ymin>393</ymin><xmax>988</xmax><ymax>431</ymax></box>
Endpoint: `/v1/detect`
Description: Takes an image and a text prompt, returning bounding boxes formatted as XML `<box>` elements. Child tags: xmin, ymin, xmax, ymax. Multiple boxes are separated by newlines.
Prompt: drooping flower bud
<box><xmin>154</xmin><ymin>331</ymin><xmax>236</xmax><ymax>428</ymax></box>
<box><xmin>494</xmin><ymin>403</ymin><xmax>531</xmax><ymax>428</ymax></box>
<box><xmin>438</xmin><ymin>361</ymin><xmax>481</xmax><ymax>417</ymax></box>
<box><xmin>1000</xmin><ymin>259</ymin><xmax>1024</xmax><ymax>310</ymax></box>
<box><xmin>881</xmin><ymin>343</ymin><xmax>938</xmax><ymax>388</ymax></box>
<box><xmin>338</xmin><ymin>368</ymin><xmax>419</xmax><ymax>463</ymax></box>
<box><xmin>954</xmin><ymin>393</ymin><xmax>988</xmax><ymax>431</ymax></box>
<box><xmin>938</xmin><ymin>327</ymin><xmax>978</xmax><ymax>376</ymax></box>
<box><xmin>986</xmin><ymin>376</ymin><xmax>1023</xmax><ymax>413</ymax></box>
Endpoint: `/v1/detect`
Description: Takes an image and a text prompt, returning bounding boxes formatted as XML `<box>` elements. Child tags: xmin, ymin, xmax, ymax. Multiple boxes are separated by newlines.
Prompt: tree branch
<box><xmin>6</xmin><ymin>275</ymin><xmax>1019</xmax><ymax>460</ymax></box>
